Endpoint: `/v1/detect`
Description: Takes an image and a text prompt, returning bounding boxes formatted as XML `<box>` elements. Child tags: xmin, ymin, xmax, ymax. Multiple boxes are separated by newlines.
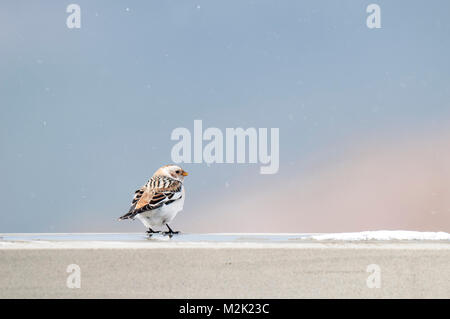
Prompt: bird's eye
<box><xmin>176</xmin><ymin>170</ymin><xmax>180</xmax><ymax>174</ymax></box>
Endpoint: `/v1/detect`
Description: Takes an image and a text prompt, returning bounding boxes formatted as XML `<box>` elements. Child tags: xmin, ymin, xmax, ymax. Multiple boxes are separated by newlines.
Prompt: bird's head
<box><xmin>155</xmin><ymin>164</ymin><xmax>188</xmax><ymax>181</ymax></box>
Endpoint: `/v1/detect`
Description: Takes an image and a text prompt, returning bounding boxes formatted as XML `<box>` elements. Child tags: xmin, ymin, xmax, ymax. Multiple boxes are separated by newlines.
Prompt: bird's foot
<box><xmin>162</xmin><ymin>230</ymin><xmax>179</xmax><ymax>236</ymax></box>
<box><xmin>146</xmin><ymin>228</ymin><xmax>161</xmax><ymax>235</ymax></box>
<box><xmin>163</xmin><ymin>224</ymin><xmax>179</xmax><ymax>237</ymax></box>
<box><xmin>162</xmin><ymin>230</ymin><xmax>179</xmax><ymax>238</ymax></box>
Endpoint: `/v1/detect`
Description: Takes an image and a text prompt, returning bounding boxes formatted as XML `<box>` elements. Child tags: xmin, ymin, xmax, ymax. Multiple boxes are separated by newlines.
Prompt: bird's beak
<box><xmin>182</xmin><ymin>170</ymin><xmax>189</xmax><ymax>176</ymax></box>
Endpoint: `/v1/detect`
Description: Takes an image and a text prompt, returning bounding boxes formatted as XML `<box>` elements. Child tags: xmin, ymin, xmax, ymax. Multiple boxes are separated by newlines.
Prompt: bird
<box><xmin>118</xmin><ymin>164</ymin><xmax>188</xmax><ymax>236</ymax></box>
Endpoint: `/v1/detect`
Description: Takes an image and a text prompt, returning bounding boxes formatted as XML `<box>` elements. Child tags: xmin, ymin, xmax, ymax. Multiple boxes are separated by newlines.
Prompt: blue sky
<box><xmin>1</xmin><ymin>1</ymin><xmax>449</xmax><ymax>232</ymax></box>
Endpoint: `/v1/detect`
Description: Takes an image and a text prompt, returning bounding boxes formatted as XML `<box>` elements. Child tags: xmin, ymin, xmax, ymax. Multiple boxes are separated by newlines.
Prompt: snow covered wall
<box><xmin>310</xmin><ymin>230</ymin><xmax>450</xmax><ymax>241</ymax></box>
<box><xmin>1</xmin><ymin>231</ymin><xmax>449</xmax><ymax>298</ymax></box>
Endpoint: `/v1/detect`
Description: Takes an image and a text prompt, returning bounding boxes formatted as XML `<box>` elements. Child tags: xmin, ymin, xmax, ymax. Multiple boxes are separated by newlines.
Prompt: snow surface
<box><xmin>310</xmin><ymin>230</ymin><xmax>450</xmax><ymax>241</ymax></box>
<box><xmin>0</xmin><ymin>231</ymin><xmax>449</xmax><ymax>250</ymax></box>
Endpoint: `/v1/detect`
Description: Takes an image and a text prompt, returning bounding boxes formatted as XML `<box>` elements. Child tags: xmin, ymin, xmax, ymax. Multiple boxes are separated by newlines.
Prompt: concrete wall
<box><xmin>1</xmin><ymin>236</ymin><xmax>449</xmax><ymax>298</ymax></box>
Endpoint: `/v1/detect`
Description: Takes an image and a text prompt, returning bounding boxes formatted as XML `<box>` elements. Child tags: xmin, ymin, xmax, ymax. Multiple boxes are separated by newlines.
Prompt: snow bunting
<box><xmin>119</xmin><ymin>164</ymin><xmax>188</xmax><ymax>235</ymax></box>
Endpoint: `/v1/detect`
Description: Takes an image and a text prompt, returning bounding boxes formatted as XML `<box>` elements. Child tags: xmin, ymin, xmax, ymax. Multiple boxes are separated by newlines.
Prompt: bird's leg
<box><xmin>163</xmin><ymin>224</ymin><xmax>179</xmax><ymax>236</ymax></box>
<box><xmin>146</xmin><ymin>227</ymin><xmax>160</xmax><ymax>235</ymax></box>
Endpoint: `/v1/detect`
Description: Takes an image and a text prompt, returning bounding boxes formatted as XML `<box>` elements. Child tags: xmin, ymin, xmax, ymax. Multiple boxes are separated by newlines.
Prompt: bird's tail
<box><xmin>118</xmin><ymin>211</ymin><xmax>134</xmax><ymax>221</ymax></box>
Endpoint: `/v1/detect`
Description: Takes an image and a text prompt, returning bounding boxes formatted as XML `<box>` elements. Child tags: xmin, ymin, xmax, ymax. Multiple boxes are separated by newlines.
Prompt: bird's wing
<box><xmin>119</xmin><ymin>177</ymin><xmax>183</xmax><ymax>220</ymax></box>
<box><xmin>118</xmin><ymin>186</ymin><xmax>147</xmax><ymax>220</ymax></box>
